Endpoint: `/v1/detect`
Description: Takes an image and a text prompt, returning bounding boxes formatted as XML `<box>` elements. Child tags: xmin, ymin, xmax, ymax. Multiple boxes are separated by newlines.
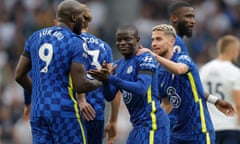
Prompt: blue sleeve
<box><xmin>24</xmin><ymin>89</ymin><xmax>31</xmax><ymax>105</ymax></box>
<box><xmin>107</xmin><ymin>73</ymin><xmax>152</xmax><ymax>97</ymax></box>
<box><xmin>104</xmin><ymin>42</ymin><xmax>113</xmax><ymax>63</ymax></box>
<box><xmin>177</xmin><ymin>54</ymin><xmax>194</xmax><ymax>72</ymax></box>
<box><xmin>71</xmin><ymin>36</ymin><xmax>88</xmax><ymax>67</ymax></box>
<box><xmin>102</xmin><ymin>83</ymin><xmax>118</xmax><ymax>101</ymax></box>
<box><xmin>24</xmin><ymin>32</ymin><xmax>37</xmax><ymax>54</ymax></box>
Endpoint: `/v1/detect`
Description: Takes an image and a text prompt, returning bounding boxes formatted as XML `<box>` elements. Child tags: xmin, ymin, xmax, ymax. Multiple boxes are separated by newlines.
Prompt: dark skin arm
<box><xmin>15</xmin><ymin>54</ymin><xmax>32</xmax><ymax>91</ymax></box>
<box><xmin>104</xmin><ymin>91</ymin><xmax>121</xmax><ymax>144</ymax></box>
<box><xmin>70</xmin><ymin>62</ymin><xmax>102</xmax><ymax>93</ymax></box>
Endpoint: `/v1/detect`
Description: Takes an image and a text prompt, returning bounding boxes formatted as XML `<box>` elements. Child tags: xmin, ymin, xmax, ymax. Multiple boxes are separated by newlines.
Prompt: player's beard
<box><xmin>73</xmin><ymin>18</ymin><xmax>82</xmax><ymax>35</ymax></box>
<box><xmin>178</xmin><ymin>22</ymin><xmax>192</xmax><ymax>38</ymax></box>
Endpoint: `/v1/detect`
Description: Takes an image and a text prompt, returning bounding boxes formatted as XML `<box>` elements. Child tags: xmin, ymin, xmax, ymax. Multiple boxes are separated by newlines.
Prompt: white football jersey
<box><xmin>200</xmin><ymin>59</ymin><xmax>240</xmax><ymax>130</ymax></box>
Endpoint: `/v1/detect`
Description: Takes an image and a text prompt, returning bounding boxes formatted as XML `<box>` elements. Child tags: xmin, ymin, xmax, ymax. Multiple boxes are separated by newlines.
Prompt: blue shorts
<box><xmin>30</xmin><ymin>117</ymin><xmax>87</xmax><ymax>144</ymax></box>
<box><xmin>170</xmin><ymin>131</ymin><xmax>215</xmax><ymax>144</ymax></box>
<box><xmin>216</xmin><ymin>130</ymin><xmax>240</xmax><ymax>144</ymax></box>
<box><xmin>84</xmin><ymin>120</ymin><xmax>104</xmax><ymax>144</ymax></box>
<box><xmin>127</xmin><ymin>125</ymin><xmax>170</xmax><ymax>144</ymax></box>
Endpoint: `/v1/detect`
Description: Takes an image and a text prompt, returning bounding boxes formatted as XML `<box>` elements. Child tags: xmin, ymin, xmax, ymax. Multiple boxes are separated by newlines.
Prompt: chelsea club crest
<box><xmin>127</xmin><ymin>65</ymin><xmax>133</xmax><ymax>74</ymax></box>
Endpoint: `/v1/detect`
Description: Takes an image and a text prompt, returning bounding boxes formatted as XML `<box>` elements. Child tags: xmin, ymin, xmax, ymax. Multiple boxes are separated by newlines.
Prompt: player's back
<box><xmin>25</xmin><ymin>26</ymin><xmax>87</xmax><ymax>118</ymax></box>
<box><xmin>200</xmin><ymin>59</ymin><xmax>240</xmax><ymax>130</ymax></box>
<box><xmin>80</xmin><ymin>32</ymin><xmax>113</xmax><ymax>120</ymax></box>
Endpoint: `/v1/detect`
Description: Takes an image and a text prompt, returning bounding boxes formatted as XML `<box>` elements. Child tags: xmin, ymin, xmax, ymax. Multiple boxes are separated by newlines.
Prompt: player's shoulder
<box><xmin>174</xmin><ymin>35</ymin><xmax>188</xmax><ymax>53</ymax></box>
<box><xmin>174</xmin><ymin>52</ymin><xmax>191</xmax><ymax>61</ymax></box>
<box><xmin>136</xmin><ymin>52</ymin><xmax>158</xmax><ymax>69</ymax></box>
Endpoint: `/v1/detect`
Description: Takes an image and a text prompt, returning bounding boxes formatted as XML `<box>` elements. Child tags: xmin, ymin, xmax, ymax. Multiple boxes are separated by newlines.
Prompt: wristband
<box><xmin>207</xmin><ymin>94</ymin><xmax>219</xmax><ymax>104</ymax></box>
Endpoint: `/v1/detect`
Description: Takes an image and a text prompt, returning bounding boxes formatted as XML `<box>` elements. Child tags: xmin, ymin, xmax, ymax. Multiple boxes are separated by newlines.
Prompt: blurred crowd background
<box><xmin>0</xmin><ymin>0</ymin><xmax>239</xmax><ymax>144</ymax></box>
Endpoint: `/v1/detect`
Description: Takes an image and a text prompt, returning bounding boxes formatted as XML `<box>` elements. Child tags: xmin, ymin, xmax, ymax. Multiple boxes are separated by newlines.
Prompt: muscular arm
<box><xmin>71</xmin><ymin>62</ymin><xmax>102</xmax><ymax>93</ymax></box>
<box><xmin>15</xmin><ymin>54</ymin><xmax>32</xmax><ymax>91</ymax></box>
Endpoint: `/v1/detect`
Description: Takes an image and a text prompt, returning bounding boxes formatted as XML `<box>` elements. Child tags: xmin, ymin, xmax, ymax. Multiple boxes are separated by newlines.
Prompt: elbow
<box><xmin>175</xmin><ymin>69</ymin><xmax>183</xmax><ymax>75</ymax></box>
<box><xmin>171</xmin><ymin>68</ymin><xmax>185</xmax><ymax>75</ymax></box>
<box><xmin>104</xmin><ymin>94</ymin><xmax>115</xmax><ymax>102</ymax></box>
<box><xmin>14</xmin><ymin>71</ymin><xmax>22</xmax><ymax>84</ymax></box>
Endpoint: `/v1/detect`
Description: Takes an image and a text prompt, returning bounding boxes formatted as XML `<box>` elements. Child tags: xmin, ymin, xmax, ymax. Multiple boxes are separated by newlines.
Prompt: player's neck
<box><xmin>217</xmin><ymin>55</ymin><xmax>231</xmax><ymax>62</ymax></box>
<box><xmin>81</xmin><ymin>28</ymin><xmax>88</xmax><ymax>33</ymax></box>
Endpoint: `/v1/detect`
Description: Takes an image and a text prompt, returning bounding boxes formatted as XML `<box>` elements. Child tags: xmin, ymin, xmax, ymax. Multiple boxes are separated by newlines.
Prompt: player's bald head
<box><xmin>168</xmin><ymin>1</ymin><xmax>192</xmax><ymax>17</ymax></box>
<box><xmin>56</xmin><ymin>0</ymin><xmax>85</xmax><ymax>22</ymax></box>
<box><xmin>116</xmin><ymin>24</ymin><xmax>139</xmax><ymax>38</ymax></box>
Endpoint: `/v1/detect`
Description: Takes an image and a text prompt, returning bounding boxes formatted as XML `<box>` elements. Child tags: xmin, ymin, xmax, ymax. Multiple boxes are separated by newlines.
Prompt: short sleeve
<box><xmin>176</xmin><ymin>54</ymin><xmax>194</xmax><ymax>72</ymax></box>
<box><xmin>71</xmin><ymin>37</ymin><xmax>88</xmax><ymax>67</ymax></box>
<box><xmin>137</xmin><ymin>53</ymin><xmax>157</xmax><ymax>72</ymax></box>
<box><xmin>103</xmin><ymin>42</ymin><xmax>113</xmax><ymax>63</ymax></box>
<box><xmin>24</xmin><ymin>32</ymin><xmax>37</xmax><ymax>53</ymax></box>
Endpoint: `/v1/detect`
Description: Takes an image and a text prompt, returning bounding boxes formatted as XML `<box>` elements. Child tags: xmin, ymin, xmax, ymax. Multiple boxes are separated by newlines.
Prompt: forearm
<box><xmin>74</xmin><ymin>79</ymin><xmax>102</xmax><ymax>94</ymax></box>
<box><xmin>109</xmin><ymin>91</ymin><xmax>121</xmax><ymax>123</ymax></box>
<box><xmin>154</xmin><ymin>55</ymin><xmax>187</xmax><ymax>75</ymax></box>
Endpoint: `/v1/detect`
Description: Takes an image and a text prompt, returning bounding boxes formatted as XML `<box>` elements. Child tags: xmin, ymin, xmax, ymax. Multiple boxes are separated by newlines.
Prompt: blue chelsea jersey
<box><xmin>174</xmin><ymin>35</ymin><xmax>189</xmax><ymax>55</ymax></box>
<box><xmin>80</xmin><ymin>32</ymin><xmax>113</xmax><ymax>120</ymax></box>
<box><xmin>24</xmin><ymin>26</ymin><xmax>88</xmax><ymax>118</ymax></box>
<box><xmin>114</xmin><ymin>52</ymin><xmax>169</xmax><ymax>129</ymax></box>
<box><xmin>158</xmin><ymin>53</ymin><xmax>214</xmax><ymax>139</ymax></box>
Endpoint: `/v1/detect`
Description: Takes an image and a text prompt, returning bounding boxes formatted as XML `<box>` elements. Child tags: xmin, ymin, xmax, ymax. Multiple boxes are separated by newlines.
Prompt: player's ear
<box><xmin>170</xmin><ymin>36</ymin><xmax>175</xmax><ymax>46</ymax></box>
<box><xmin>136</xmin><ymin>36</ymin><xmax>140</xmax><ymax>42</ymax></box>
<box><xmin>170</xmin><ymin>15</ymin><xmax>178</xmax><ymax>24</ymax></box>
<box><xmin>71</xmin><ymin>15</ymin><xmax>77</xmax><ymax>22</ymax></box>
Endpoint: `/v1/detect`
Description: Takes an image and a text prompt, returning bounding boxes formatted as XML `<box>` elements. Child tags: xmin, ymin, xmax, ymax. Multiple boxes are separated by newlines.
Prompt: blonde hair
<box><xmin>152</xmin><ymin>24</ymin><xmax>176</xmax><ymax>38</ymax></box>
<box><xmin>217</xmin><ymin>35</ymin><xmax>239</xmax><ymax>54</ymax></box>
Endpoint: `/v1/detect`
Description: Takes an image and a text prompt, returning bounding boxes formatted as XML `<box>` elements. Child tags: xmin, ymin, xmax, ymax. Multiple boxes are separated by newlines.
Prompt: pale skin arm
<box><xmin>104</xmin><ymin>91</ymin><xmax>121</xmax><ymax>144</ymax></box>
<box><xmin>136</xmin><ymin>48</ymin><xmax>189</xmax><ymax>75</ymax></box>
<box><xmin>233</xmin><ymin>90</ymin><xmax>240</xmax><ymax>123</ymax></box>
<box><xmin>153</xmin><ymin>53</ymin><xmax>188</xmax><ymax>75</ymax></box>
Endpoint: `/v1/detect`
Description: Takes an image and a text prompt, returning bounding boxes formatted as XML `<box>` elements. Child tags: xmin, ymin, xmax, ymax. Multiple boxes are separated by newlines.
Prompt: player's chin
<box><xmin>152</xmin><ymin>49</ymin><xmax>160</xmax><ymax>54</ymax></box>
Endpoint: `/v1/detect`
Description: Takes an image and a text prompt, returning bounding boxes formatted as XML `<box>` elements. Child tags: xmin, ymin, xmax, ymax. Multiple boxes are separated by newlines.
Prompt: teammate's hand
<box><xmin>23</xmin><ymin>105</ymin><xmax>31</xmax><ymax>121</ymax></box>
<box><xmin>136</xmin><ymin>45</ymin><xmax>151</xmax><ymax>56</ymax></box>
<box><xmin>215</xmin><ymin>99</ymin><xmax>236</xmax><ymax>116</ymax></box>
<box><xmin>78</xmin><ymin>94</ymin><xmax>95</xmax><ymax>121</ymax></box>
<box><xmin>104</xmin><ymin>122</ymin><xmax>118</xmax><ymax>144</ymax></box>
